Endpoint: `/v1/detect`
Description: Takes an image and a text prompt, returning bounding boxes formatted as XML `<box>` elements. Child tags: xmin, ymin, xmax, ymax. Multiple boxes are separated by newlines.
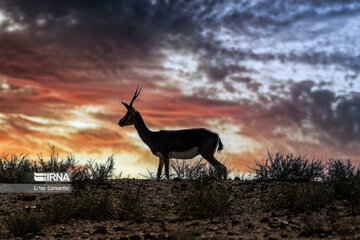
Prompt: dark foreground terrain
<box><xmin>1</xmin><ymin>179</ymin><xmax>360</xmax><ymax>240</ymax></box>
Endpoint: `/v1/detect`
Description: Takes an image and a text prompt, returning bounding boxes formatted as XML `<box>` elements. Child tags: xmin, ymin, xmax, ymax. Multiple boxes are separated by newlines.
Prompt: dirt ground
<box><xmin>1</xmin><ymin>179</ymin><xmax>359</xmax><ymax>240</ymax></box>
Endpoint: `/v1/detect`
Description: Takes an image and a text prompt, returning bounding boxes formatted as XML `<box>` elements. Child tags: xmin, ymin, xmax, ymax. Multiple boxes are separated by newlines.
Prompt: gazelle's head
<box><xmin>118</xmin><ymin>86</ymin><xmax>142</xmax><ymax>127</ymax></box>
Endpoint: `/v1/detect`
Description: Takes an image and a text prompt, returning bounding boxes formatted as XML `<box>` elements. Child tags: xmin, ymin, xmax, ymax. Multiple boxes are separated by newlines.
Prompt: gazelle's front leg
<box><xmin>164</xmin><ymin>155</ymin><xmax>170</xmax><ymax>180</ymax></box>
<box><xmin>157</xmin><ymin>157</ymin><xmax>164</xmax><ymax>180</ymax></box>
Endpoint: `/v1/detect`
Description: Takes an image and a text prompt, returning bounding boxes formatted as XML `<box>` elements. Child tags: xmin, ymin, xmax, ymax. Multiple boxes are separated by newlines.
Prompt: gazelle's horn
<box><xmin>129</xmin><ymin>85</ymin><xmax>142</xmax><ymax>107</ymax></box>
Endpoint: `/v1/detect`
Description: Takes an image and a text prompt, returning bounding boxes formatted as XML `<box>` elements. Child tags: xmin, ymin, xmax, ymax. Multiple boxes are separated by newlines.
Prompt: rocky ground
<box><xmin>0</xmin><ymin>179</ymin><xmax>359</xmax><ymax>240</ymax></box>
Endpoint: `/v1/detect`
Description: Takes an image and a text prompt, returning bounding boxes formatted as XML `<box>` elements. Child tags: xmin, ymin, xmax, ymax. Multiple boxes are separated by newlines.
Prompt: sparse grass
<box><xmin>252</xmin><ymin>151</ymin><xmax>324</xmax><ymax>182</ymax></box>
<box><xmin>44</xmin><ymin>191</ymin><xmax>115</xmax><ymax>223</ymax></box>
<box><xmin>3</xmin><ymin>190</ymin><xmax>115</xmax><ymax>236</ymax></box>
<box><xmin>139</xmin><ymin>169</ymin><xmax>163</xmax><ymax>180</ymax></box>
<box><xmin>262</xmin><ymin>182</ymin><xmax>331</xmax><ymax>213</ymax></box>
<box><xmin>4</xmin><ymin>210</ymin><xmax>47</xmax><ymax>236</ymax></box>
<box><xmin>117</xmin><ymin>186</ymin><xmax>144</xmax><ymax>220</ymax></box>
<box><xmin>179</xmin><ymin>182</ymin><xmax>234</xmax><ymax>221</ymax></box>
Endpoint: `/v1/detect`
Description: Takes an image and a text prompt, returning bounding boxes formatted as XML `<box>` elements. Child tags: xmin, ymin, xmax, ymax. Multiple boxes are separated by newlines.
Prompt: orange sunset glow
<box><xmin>1</xmin><ymin>1</ymin><xmax>360</xmax><ymax>177</ymax></box>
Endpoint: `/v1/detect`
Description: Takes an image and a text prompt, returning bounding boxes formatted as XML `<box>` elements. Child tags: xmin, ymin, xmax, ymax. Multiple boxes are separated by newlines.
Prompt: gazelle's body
<box><xmin>118</xmin><ymin>87</ymin><xmax>227</xmax><ymax>179</ymax></box>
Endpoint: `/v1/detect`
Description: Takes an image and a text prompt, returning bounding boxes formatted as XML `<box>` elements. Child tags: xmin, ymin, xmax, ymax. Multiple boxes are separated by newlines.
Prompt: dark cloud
<box><xmin>262</xmin><ymin>80</ymin><xmax>360</xmax><ymax>145</ymax></box>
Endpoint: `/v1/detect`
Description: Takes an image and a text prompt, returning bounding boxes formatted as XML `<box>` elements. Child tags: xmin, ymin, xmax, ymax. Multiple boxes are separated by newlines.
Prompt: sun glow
<box><xmin>1</xmin><ymin>81</ymin><xmax>10</xmax><ymax>90</ymax></box>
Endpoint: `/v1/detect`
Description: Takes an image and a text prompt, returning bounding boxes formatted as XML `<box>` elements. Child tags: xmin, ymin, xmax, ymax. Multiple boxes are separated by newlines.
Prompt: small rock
<box><xmin>298</xmin><ymin>231</ymin><xmax>310</xmax><ymax>237</ymax></box>
<box><xmin>320</xmin><ymin>232</ymin><xmax>328</xmax><ymax>238</ymax></box>
<box><xmin>61</xmin><ymin>226</ymin><xmax>66</xmax><ymax>231</ymax></box>
<box><xmin>93</xmin><ymin>226</ymin><xmax>107</xmax><ymax>234</ymax></box>
<box><xmin>157</xmin><ymin>234</ymin><xmax>166</xmax><ymax>239</ymax></box>
<box><xmin>130</xmin><ymin>235</ymin><xmax>141</xmax><ymax>240</ymax></box>
<box><xmin>190</xmin><ymin>221</ymin><xmax>200</xmax><ymax>226</ymax></box>
<box><xmin>53</xmin><ymin>233</ymin><xmax>63</xmax><ymax>238</ymax></box>
<box><xmin>247</xmin><ymin>223</ymin><xmax>254</xmax><ymax>229</ymax></box>
<box><xmin>173</xmin><ymin>177</ymin><xmax>182</xmax><ymax>182</ymax></box>
<box><xmin>144</xmin><ymin>233</ymin><xmax>156</xmax><ymax>239</ymax></box>
<box><xmin>290</xmin><ymin>226</ymin><xmax>300</xmax><ymax>231</ymax></box>
<box><xmin>280</xmin><ymin>222</ymin><xmax>286</xmax><ymax>229</ymax></box>
<box><xmin>36</xmin><ymin>232</ymin><xmax>46</xmax><ymax>237</ymax></box>
<box><xmin>24</xmin><ymin>233</ymin><xmax>35</xmax><ymax>239</ymax></box>
<box><xmin>270</xmin><ymin>212</ymin><xmax>278</xmax><ymax>217</ymax></box>
<box><xmin>23</xmin><ymin>195</ymin><xmax>36</xmax><ymax>202</ymax></box>
<box><xmin>114</xmin><ymin>226</ymin><xmax>125</xmax><ymax>231</ymax></box>
<box><xmin>81</xmin><ymin>233</ymin><xmax>90</xmax><ymax>239</ymax></box>
<box><xmin>281</xmin><ymin>233</ymin><xmax>288</xmax><ymax>238</ymax></box>
<box><xmin>232</xmin><ymin>220</ymin><xmax>240</xmax><ymax>225</ymax></box>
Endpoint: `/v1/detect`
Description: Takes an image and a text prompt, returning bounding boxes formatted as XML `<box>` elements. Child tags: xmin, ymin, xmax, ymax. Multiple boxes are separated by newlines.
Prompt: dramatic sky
<box><xmin>0</xmin><ymin>0</ymin><xmax>359</xmax><ymax>176</ymax></box>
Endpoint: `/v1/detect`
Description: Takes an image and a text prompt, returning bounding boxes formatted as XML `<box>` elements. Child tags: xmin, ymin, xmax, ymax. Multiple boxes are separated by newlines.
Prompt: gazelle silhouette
<box><xmin>118</xmin><ymin>86</ymin><xmax>227</xmax><ymax>180</ymax></box>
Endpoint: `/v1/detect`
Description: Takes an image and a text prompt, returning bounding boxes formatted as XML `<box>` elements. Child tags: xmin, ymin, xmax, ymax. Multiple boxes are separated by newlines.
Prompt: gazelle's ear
<box><xmin>121</xmin><ymin>102</ymin><xmax>130</xmax><ymax>109</ymax></box>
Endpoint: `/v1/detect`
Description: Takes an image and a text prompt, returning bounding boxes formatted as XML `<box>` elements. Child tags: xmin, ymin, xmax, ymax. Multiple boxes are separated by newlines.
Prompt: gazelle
<box><xmin>118</xmin><ymin>86</ymin><xmax>227</xmax><ymax>180</ymax></box>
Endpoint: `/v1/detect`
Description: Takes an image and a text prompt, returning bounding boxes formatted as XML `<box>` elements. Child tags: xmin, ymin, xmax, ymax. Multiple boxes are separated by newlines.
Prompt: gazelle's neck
<box><xmin>134</xmin><ymin>111</ymin><xmax>153</xmax><ymax>146</ymax></box>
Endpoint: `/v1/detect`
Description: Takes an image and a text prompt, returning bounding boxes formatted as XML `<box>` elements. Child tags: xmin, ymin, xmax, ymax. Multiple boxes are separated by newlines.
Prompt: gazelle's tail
<box><xmin>217</xmin><ymin>137</ymin><xmax>224</xmax><ymax>152</ymax></box>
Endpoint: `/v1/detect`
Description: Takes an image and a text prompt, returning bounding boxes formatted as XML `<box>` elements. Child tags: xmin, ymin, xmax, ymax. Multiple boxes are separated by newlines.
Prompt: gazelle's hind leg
<box><xmin>203</xmin><ymin>155</ymin><xmax>227</xmax><ymax>179</ymax></box>
<box><xmin>157</xmin><ymin>157</ymin><xmax>164</xmax><ymax>180</ymax></box>
<box><xmin>199</xmin><ymin>141</ymin><xmax>227</xmax><ymax>179</ymax></box>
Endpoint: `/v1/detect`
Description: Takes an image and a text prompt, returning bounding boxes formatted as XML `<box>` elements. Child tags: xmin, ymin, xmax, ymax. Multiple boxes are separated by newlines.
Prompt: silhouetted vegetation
<box><xmin>326</xmin><ymin>158</ymin><xmax>360</xmax><ymax>213</ymax></box>
<box><xmin>82</xmin><ymin>156</ymin><xmax>115</xmax><ymax>183</ymax></box>
<box><xmin>0</xmin><ymin>147</ymin><xmax>115</xmax><ymax>185</ymax></box>
<box><xmin>252</xmin><ymin>151</ymin><xmax>324</xmax><ymax>182</ymax></box>
<box><xmin>0</xmin><ymin>154</ymin><xmax>35</xmax><ymax>183</ymax></box>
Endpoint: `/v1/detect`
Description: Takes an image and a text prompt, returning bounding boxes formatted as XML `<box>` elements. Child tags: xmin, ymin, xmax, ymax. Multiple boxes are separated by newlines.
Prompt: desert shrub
<box><xmin>83</xmin><ymin>155</ymin><xmax>115</xmax><ymax>183</ymax></box>
<box><xmin>117</xmin><ymin>186</ymin><xmax>144</xmax><ymax>220</ymax></box>
<box><xmin>179</xmin><ymin>182</ymin><xmax>233</xmax><ymax>221</ymax></box>
<box><xmin>37</xmin><ymin>145</ymin><xmax>78</xmax><ymax>172</ymax></box>
<box><xmin>326</xmin><ymin>159</ymin><xmax>360</xmax><ymax>213</ymax></box>
<box><xmin>252</xmin><ymin>151</ymin><xmax>324</xmax><ymax>182</ymax></box>
<box><xmin>0</xmin><ymin>154</ymin><xmax>38</xmax><ymax>183</ymax></box>
<box><xmin>5</xmin><ymin>210</ymin><xmax>47</xmax><ymax>236</ymax></box>
<box><xmin>262</xmin><ymin>182</ymin><xmax>331</xmax><ymax>213</ymax></box>
<box><xmin>0</xmin><ymin>145</ymin><xmax>116</xmax><ymax>184</ymax></box>
<box><xmin>44</xmin><ymin>191</ymin><xmax>115</xmax><ymax>223</ymax></box>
